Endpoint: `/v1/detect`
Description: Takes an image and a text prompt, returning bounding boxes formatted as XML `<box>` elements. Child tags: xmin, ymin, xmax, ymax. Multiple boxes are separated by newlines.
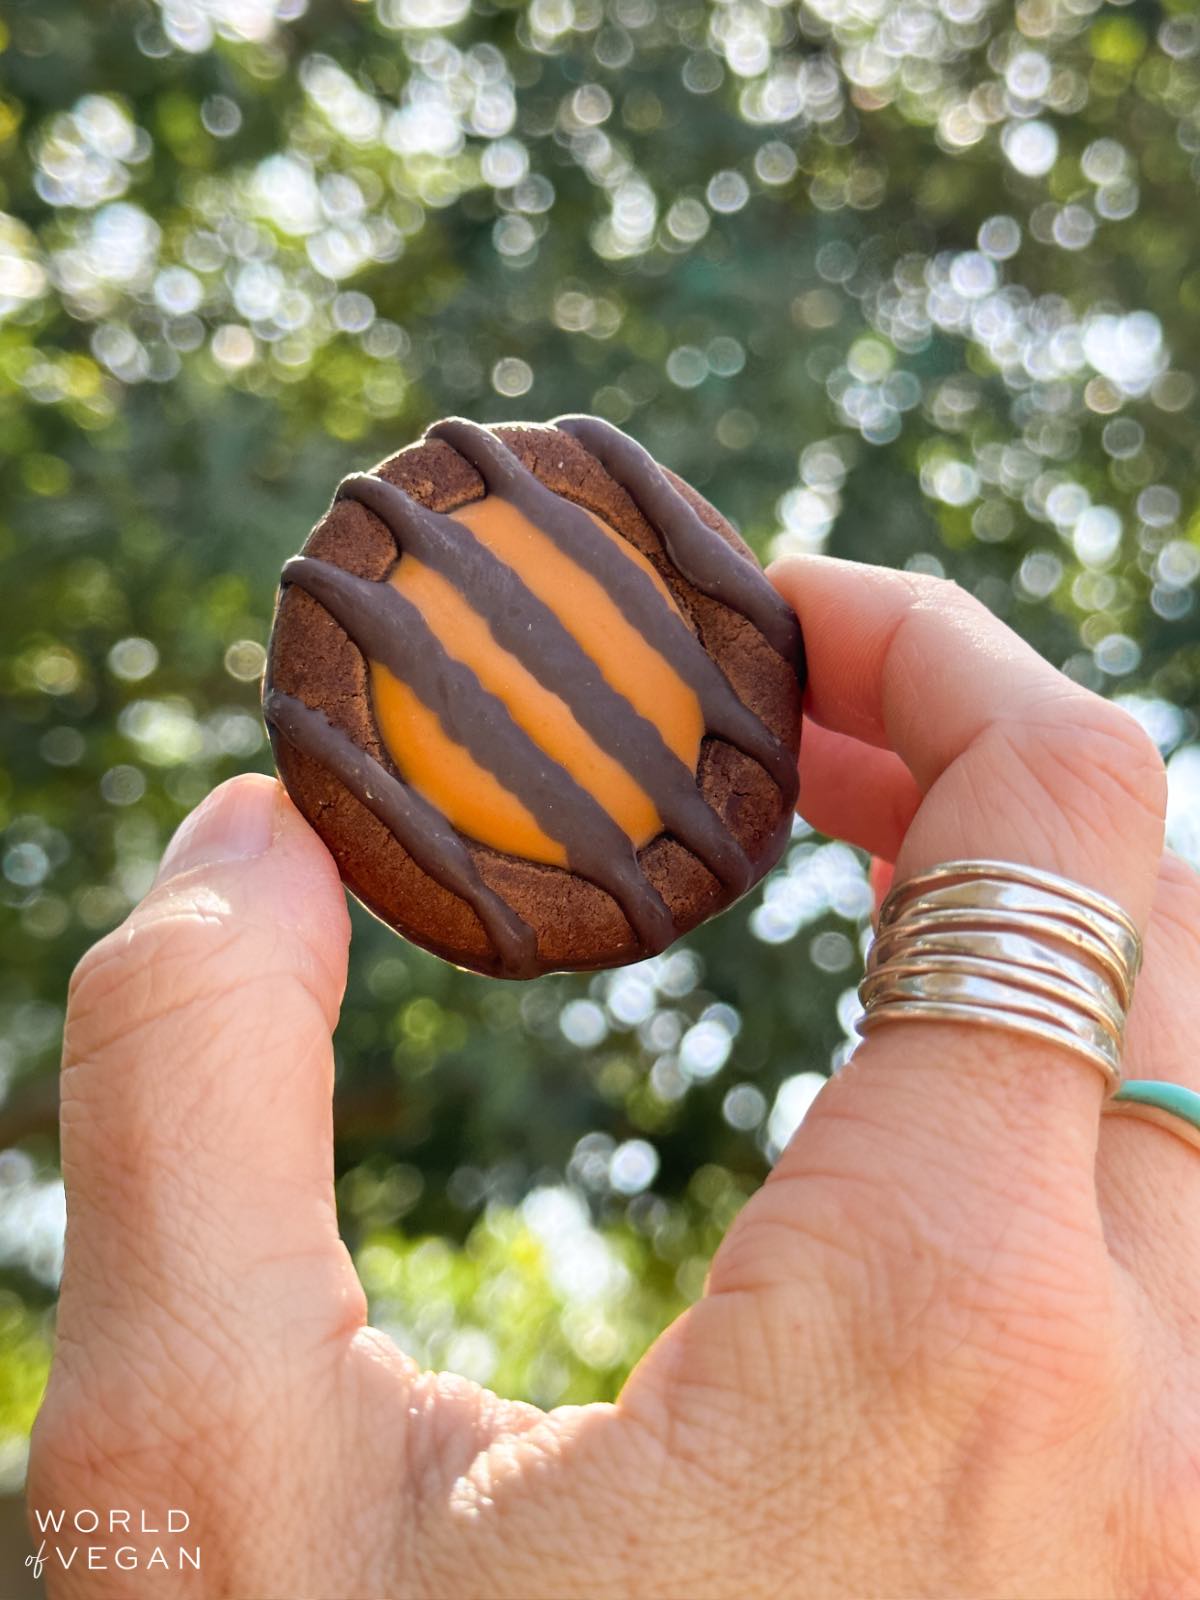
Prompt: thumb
<box><xmin>56</xmin><ymin>774</ymin><xmax>361</xmax><ymax>1361</ymax></box>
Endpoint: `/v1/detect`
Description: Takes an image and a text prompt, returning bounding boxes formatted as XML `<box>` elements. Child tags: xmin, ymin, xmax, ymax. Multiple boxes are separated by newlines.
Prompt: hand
<box><xmin>28</xmin><ymin>558</ymin><xmax>1198</xmax><ymax>1599</ymax></box>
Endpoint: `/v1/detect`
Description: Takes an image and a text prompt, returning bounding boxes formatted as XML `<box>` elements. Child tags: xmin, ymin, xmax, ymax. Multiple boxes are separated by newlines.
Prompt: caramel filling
<box><xmin>369</xmin><ymin>496</ymin><xmax>704</xmax><ymax>864</ymax></box>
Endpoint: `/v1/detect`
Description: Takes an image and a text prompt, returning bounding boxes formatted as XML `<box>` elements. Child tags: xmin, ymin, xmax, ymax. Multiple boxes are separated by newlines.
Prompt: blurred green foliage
<box><xmin>1</xmin><ymin>0</ymin><xmax>1199</xmax><ymax>1490</ymax></box>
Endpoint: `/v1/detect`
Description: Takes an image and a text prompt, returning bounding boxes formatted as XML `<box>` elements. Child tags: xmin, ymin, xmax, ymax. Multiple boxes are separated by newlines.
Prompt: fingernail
<box><xmin>155</xmin><ymin>776</ymin><xmax>279</xmax><ymax>886</ymax></box>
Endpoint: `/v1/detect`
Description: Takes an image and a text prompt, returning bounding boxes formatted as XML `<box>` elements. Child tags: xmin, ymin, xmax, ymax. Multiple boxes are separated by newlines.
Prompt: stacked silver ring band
<box><xmin>856</xmin><ymin>860</ymin><xmax>1143</xmax><ymax>1090</ymax></box>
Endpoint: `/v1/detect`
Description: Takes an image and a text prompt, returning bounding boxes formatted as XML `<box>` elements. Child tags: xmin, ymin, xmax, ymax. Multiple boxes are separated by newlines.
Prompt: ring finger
<box><xmin>1095</xmin><ymin>852</ymin><xmax>1200</xmax><ymax>1310</ymax></box>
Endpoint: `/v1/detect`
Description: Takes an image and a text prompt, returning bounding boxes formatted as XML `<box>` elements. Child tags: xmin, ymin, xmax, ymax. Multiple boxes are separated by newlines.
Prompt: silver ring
<box><xmin>859</xmin><ymin>952</ymin><xmax>1125</xmax><ymax>1039</ymax></box>
<box><xmin>857</xmin><ymin>859</ymin><xmax>1142</xmax><ymax>1090</ymax></box>
<box><xmin>881</xmin><ymin>867</ymin><xmax>1141</xmax><ymax>1004</ymax></box>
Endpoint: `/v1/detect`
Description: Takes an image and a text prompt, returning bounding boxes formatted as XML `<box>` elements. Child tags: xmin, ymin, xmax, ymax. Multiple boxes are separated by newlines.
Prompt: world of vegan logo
<box><xmin>25</xmin><ymin>1507</ymin><xmax>200</xmax><ymax>1580</ymax></box>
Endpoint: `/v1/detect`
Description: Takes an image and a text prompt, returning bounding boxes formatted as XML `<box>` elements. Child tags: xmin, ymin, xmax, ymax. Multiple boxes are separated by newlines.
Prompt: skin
<box><xmin>26</xmin><ymin>555</ymin><xmax>1200</xmax><ymax>1599</ymax></box>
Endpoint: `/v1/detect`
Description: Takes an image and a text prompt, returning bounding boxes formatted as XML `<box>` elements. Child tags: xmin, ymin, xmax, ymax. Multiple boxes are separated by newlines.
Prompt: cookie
<box><xmin>263</xmin><ymin>416</ymin><xmax>804</xmax><ymax>979</ymax></box>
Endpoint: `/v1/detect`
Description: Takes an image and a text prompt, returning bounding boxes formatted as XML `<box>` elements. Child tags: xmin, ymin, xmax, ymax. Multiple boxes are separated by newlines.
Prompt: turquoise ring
<box><xmin>1103</xmin><ymin>1080</ymin><xmax>1200</xmax><ymax>1153</ymax></box>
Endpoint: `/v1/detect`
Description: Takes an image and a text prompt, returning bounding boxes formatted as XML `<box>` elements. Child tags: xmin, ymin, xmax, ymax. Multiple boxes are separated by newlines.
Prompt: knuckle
<box><xmin>1082</xmin><ymin>699</ymin><xmax>1167</xmax><ymax>803</ymax></box>
<box><xmin>66</xmin><ymin>904</ymin><xmax>335</xmax><ymax>1065</ymax></box>
<box><xmin>1008</xmin><ymin>694</ymin><xmax>1167</xmax><ymax>838</ymax></box>
<box><xmin>67</xmin><ymin>916</ymin><xmax>235</xmax><ymax>1060</ymax></box>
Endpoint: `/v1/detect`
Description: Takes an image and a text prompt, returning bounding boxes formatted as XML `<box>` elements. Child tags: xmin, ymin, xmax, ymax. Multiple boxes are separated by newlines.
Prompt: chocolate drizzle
<box><xmin>264</xmin><ymin>689</ymin><xmax>539</xmax><ymax>978</ymax></box>
<box><xmin>427</xmin><ymin>418</ymin><xmax>798</xmax><ymax>802</ymax></box>
<box><xmin>265</xmin><ymin>417</ymin><xmax>803</xmax><ymax>978</ymax></box>
<box><xmin>335</xmin><ymin>472</ymin><xmax>754</xmax><ymax>895</ymax></box>
<box><xmin>553</xmin><ymin>413</ymin><xmax>803</xmax><ymax>665</ymax></box>
<box><xmin>281</xmin><ymin>554</ymin><xmax>677</xmax><ymax>954</ymax></box>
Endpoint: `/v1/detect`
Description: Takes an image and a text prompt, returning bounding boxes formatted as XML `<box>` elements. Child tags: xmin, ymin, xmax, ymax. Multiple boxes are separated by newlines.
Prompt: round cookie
<box><xmin>263</xmin><ymin>416</ymin><xmax>804</xmax><ymax>979</ymax></box>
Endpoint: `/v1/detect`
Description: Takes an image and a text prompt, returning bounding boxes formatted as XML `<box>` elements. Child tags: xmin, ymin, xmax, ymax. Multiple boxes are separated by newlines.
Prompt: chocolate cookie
<box><xmin>263</xmin><ymin>416</ymin><xmax>804</xmax><ymax>979</ymax></box>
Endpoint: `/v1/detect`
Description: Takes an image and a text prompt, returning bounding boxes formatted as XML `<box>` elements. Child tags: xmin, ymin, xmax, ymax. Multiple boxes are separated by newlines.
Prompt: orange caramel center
<box><xmin>369</xmin><ymin>494</ymin><xmax>705</xmax><ymax>865</ymax></box>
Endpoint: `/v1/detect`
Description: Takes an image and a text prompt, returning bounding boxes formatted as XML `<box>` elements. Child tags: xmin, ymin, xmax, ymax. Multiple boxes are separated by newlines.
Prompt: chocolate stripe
<box><xmin>337</xmin><ymin>473</ymin><xmax>753</xmax><ymax>894</ymax></box>
<box><xmin>427</xmin><ymin>417</ymin><xmax>798</xmax><ymax>805</ymax></box>
<box><xmin>281</xmin><ymin>555</ymin><xmax>677</xmax><ymax>954</ymax></box>
<box><xmin>263</xmin><ymin>689</ymin><xmax>539</xmax><ymax>978</ymax></box>
<box><xmin>553</xmin><ymin>413</ymin><xmax>803</xmax><ymax>665</ymax></box>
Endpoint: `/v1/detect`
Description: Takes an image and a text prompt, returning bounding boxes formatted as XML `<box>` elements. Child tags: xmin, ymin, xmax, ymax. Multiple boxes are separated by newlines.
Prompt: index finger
<box><xmin>772</xmin><ymin>556</ymin><xmax>1165</xmax><ymax>930</ymax></box>
<box><xmin>767</xmin><ymin>556</ymin><xmax>1166</xmax><ymax>1200</ymax></box>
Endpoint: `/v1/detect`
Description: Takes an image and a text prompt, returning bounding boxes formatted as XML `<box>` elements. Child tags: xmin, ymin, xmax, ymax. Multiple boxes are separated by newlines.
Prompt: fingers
<box><xmin>56</xmin><ymin>775</ymin><xmax>362</xmax><ymax>1365</ymax></box>
<box><xmin>796</xmin><ymin>719</ymin><xmax>921</xmax><ymax>858</ymax></box>
<box><xmin>774</xmin><ymin>559</ymin><xmax>1166</xmax><ymax>915</ymax></box>
<box><xmin>1114</xmin><ymin>852</ymin><xmax>1200</xmax><ymax>1083</ymax></box>
<box><xmin>1096</xmin><ymin>853</ymin><xmax>1200</xmax><ymax>1311</ymax></box>
<box><xmin>739</xmin><ymin>557</ymin><xmax>1167</xmax><ymax>1278</ymax></box>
